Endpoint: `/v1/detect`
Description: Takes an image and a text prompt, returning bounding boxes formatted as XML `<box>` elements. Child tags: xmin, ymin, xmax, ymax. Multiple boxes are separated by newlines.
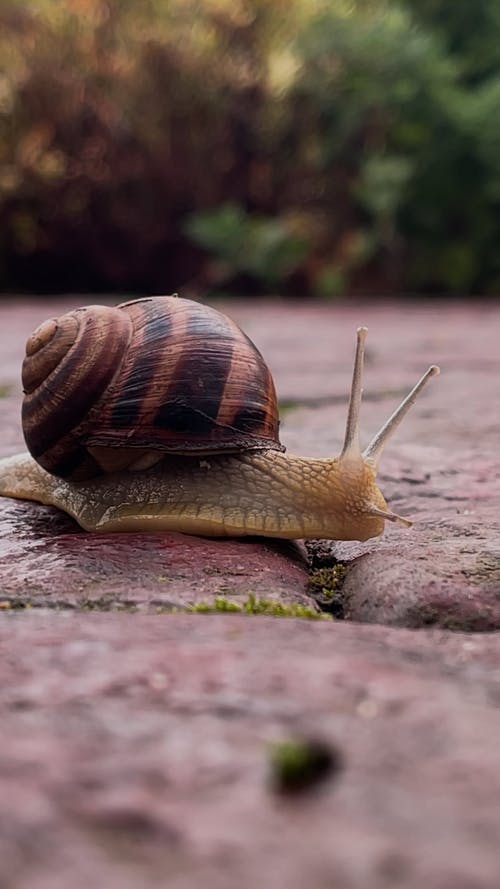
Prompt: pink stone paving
<box><xmin>1</xmin><ymin>613</ymin><xmax>500</xmax><ymax>889</ymax></box>
<box><xmin>1</xmin><ymin>297</ymin><xmax>500</xmax><ymax>887</ymax></box>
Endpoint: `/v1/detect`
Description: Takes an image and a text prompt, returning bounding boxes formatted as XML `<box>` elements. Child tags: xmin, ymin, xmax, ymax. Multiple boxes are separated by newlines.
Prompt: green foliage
<box><xmin>286</xmin><ymin>1</ymin><xmax>500</xmax><ymax>292</ymax></box>
<box><xmin>187</xmin><ymin>596</ymin><xmax>243</xmax><ymax>614</ymax></box>
<box><xmin>184</xmin><ymin>203</ymin><xmax>309</xmax><ymax>289</ymax></box>
<box><xmin>1</xmin><ymin>0</ymin><xmax>500</xmax><ymax>295</ymax></box>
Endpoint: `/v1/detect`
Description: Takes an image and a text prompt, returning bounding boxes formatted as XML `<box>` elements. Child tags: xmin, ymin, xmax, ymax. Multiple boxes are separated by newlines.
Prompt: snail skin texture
<box><xmin>0</xmin><ymin>296</ymin><xmax>439</xmax><ymax>540</ymax></box>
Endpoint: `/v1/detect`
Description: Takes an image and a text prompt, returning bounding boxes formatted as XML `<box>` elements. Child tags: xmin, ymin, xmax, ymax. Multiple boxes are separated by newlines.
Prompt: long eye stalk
<box><xmin>338</xmin><ymin>328</ymin><xmax>439</xmax><ymax>530</ymax></box>
<box><xmin>363</xmin><ymin>364</ymin><xmax>440</xmax><ymax>468</ymax></box>
<box><xmin>339</xmin><ymin>326</ymin><xmax>367</xmax><ymax>460</ymax></box>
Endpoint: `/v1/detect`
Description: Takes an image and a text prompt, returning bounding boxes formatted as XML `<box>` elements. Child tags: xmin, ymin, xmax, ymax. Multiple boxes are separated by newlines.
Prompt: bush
<box><xmin>184</xmin><ymin>203</ymin><xmax>310</xmax><ymax>290</ymax></box>
<box><xmin>1</xmin><ymin>0</ymin><xmax>500</xmax><ymax>295</ymax></box>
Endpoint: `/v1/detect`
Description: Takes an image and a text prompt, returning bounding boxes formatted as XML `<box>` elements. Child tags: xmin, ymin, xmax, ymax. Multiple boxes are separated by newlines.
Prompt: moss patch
<box><xmin>307</xmin><ymin>564</ymin><xmax>348</xmax><ymax>617</ymax></box>
<box><xmin>187</xmin><ymin>593</ymin><xmax>331</xmax><ymax>620</ymax></box>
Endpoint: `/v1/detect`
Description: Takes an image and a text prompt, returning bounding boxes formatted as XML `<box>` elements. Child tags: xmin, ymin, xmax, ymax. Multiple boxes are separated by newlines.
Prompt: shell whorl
<box><xmin>22</xmin><ymin>305</ymin><xmax>133</xmax><ymax>479</ymax></box>
<box><xmin>21</xmin><ymin>296</ymin><xmax>283</xmax><ymax>480</ymax></box>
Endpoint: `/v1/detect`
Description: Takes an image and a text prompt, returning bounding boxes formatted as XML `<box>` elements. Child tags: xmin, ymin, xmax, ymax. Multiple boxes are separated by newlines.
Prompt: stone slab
<box><xmin>1</xmin><ymin>612</ymin><xmax>499</xmax><ymax>889</ymax></box>
<box><xmin>0</xmin><ymin>498</ymin><xmax>309</xmax><ymax>610</ymax></box>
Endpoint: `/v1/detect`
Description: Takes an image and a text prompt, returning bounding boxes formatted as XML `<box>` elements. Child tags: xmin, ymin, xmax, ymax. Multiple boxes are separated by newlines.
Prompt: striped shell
<box><xmin>21</xmin><ymin>295</ymin><xmax>283</xmax><ymax>480</ymax></box>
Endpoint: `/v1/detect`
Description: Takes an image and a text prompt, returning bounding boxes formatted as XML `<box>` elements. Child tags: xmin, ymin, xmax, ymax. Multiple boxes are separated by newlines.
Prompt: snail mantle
<box><xmin>0</xmin><ymin>295</ymin><xmax>439</xmax><ymax>540</ymax></box>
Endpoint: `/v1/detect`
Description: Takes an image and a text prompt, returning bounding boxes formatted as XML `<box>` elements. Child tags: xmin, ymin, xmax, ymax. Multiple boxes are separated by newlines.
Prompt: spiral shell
<box><xmin>21</xmin><ymin>296</ymin><xmax>283</xmax><ymax>480</ymax></box>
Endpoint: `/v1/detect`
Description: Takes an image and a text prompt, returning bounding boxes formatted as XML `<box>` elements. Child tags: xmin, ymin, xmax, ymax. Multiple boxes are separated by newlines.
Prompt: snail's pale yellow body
<box><xmin>0</xmin><ymin>296</ymin><xmax>439</xmax><ymax>541</ymax></box>
<box><xmin>0</xmin><ymin>449</ymin><xmax>388</xmax><ymax>540</ymax></box>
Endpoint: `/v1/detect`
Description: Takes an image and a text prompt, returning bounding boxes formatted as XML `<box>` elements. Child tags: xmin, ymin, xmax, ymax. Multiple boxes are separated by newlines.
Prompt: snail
<box><xmin>0</xmin><ymin>295</ymin><xmax>439</xmax><ymax>540</ymax></box>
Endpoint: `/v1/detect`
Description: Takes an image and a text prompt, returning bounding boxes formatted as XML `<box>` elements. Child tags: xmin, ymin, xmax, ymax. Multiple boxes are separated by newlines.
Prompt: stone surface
<box><xmin>1</xmin><ymin>613</ymin><xmax>500</xmax><ymax>889</ymax></box>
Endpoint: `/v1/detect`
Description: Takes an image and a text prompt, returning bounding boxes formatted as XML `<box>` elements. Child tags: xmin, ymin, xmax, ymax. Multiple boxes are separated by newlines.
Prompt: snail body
<box><xmin>0</xmin><ymin>296</ymin><xmax>439</xmax><ymax>540</ymax></box>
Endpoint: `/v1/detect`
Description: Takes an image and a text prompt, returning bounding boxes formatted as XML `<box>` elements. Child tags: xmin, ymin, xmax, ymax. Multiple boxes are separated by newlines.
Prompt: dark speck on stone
<box><xmin>269</xmin><ymin>737</ymin><xmax>342</xmax><ymax>796</ymax></box>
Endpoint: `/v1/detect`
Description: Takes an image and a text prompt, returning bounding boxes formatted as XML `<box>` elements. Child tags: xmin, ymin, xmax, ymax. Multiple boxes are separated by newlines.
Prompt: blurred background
<box><xmin>1</xmin><ymin>0</ymin><xmax>500</xmax><ymax>299</ymax></box>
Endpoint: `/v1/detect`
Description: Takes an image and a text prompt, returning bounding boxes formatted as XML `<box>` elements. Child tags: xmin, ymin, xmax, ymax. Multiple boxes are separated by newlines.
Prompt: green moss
<box><xmin>0</xmin><ymin>385</ymin><xmax>11</xmax><ymax>398</ymax></box>
<box><xmin>243</xmin><ymin>593</ymin><xmax>329</xmax><ymax>619</ymax></box>
<box><xmin>307</xmin><ymin>564</ymin><xmax>348</xmax><ymax>617</ymax></box>
<box><xmin>187</xmin><ymin>596</ymin><xmax>242</xmax><ymax>614</ymax></box>
<box><xmin>269</xmin><ymin>738</ymin><xmax>339</xmax><ymax>794</ymax></box>
<box><xmin>187</xmin><ymin>593</ymin><xmax>330</xmax><ymax>620</ymax></box>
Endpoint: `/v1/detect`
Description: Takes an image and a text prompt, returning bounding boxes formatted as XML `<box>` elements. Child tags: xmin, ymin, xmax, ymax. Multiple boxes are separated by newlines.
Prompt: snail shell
<box><xmin>21</xmin><ymin>296</ymin><xmax>283</xmax><ymax>480</ymax></box>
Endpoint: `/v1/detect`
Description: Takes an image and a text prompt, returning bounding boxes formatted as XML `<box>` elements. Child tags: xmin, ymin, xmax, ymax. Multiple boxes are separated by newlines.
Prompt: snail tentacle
<box><xmin>339</xmin><ymin>326</ymin><xmax>367</xmax><ymax>462</ymax></box>
<box><xmin>363</xmin><ymin>365</ymin><xmax>440</xmax><ymax>468</ymax></box>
